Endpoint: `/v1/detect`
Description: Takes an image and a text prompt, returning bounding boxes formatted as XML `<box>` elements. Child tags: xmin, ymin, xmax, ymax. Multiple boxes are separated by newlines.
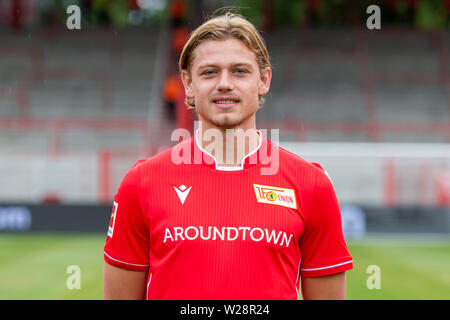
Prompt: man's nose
<box><xmin>216</xmin><ymin>71</ymin><xmax>234</xmax><ymax>91</ymax></box>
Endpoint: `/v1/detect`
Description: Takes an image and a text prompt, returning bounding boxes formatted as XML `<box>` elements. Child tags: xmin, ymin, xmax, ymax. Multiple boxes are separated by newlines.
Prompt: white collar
<box><xmin>195</xmin><ymin>129</ymin><xmax>263</xmax><ymax>171</ymax></box>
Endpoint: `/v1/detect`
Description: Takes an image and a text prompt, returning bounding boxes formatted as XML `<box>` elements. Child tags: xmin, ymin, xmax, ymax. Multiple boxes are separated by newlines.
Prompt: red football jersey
<box><xmin>104</xmin><ymin>131</ymin><xmax>353</xmax><ymax>299</ymax></box>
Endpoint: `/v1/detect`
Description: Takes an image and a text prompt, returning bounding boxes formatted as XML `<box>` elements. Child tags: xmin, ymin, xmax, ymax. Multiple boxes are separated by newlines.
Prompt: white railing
<box><xmin>280</xmin><ymin>142</ymin><xmax>450</xmax><ymax>207</ymax></box>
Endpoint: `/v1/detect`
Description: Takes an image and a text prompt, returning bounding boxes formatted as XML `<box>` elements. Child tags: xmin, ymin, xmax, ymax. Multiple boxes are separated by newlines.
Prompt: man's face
<box><xmin>181</xmin><ymin>38</ymin><xmax>271</xmax><ymax>130</ymax></box>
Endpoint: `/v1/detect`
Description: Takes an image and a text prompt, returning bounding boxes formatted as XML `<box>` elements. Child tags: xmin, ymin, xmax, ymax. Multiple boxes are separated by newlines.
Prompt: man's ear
<box><xmin>181</xmin><ymin>70</ymin><xmax>194</xmax><ymax>99</ymax></box>
<box><xmin>258</xmin><ymin>67</ymin><xmax>272</xmax><ymax>96</ymax></box>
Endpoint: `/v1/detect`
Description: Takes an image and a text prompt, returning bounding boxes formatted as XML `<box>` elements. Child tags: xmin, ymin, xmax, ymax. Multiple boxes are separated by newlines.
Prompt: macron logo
<box><xmin>173</xmin><ymin>185</ymin><xmax>192</xmax><ymax>204</ymax></box>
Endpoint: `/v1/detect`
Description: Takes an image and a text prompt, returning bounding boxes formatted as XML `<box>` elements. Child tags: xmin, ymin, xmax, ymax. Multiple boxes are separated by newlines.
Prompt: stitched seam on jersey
<box><xmin>295</xmin><ymin>258</ymin><xmax>302</xmax><ymax>296</ymax></box>
<box><xmin>146</xmin><ymin>272</ymin><xmax>153</xmax><ymax>300</ymax></box>
<box><xmin>302</xmin><ymin>167</ymin><xmax>319</xmax><ymax>237</ymax></box>
<box><xmin>301</xmin><ymin>260</ymin><xmax>353</xmax><ymax>271</ymax></box>
<box><xmin>104</xmin><ymin>251</ymin><xmax>149</xmax><ymax>267</ymax></box>
<box><xmin>294</xmin><ymin>189</ymin><xmax>305</xmax><ymax>225</ymax></box>
<box><xmin>136</xmin><ymin>163</ymin><xmax>151</xmax><ymax>264</ymax></box>
<box><xmin>136</xmin><ymin>163</ymin><xmax>146</xmax><ymax>233</ymax></box>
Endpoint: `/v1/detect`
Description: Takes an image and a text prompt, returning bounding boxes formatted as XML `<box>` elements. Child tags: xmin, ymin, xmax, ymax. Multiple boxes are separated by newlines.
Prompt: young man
<box><xmin>103</xmin><ymin>12</ymin><xmax>353</xmax><ymax>300</ymax></box>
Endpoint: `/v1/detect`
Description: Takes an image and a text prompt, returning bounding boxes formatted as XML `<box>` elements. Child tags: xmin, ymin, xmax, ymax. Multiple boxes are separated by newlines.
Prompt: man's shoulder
<box><xmin>274</xmin><ymin>141</ymin><xmax>325</xmax><ymax>175</ymax></box>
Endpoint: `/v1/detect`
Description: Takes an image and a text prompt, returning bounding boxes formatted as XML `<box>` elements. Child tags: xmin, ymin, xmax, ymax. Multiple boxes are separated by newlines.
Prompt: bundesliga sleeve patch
<box><xmin>253</xmin><ymin>184</ymin><xmax>297</xmax><ymax>209</ymax></box>
<box><xmin>107</xmin><ymin>201</ymin><xmax>118</xmax><ymax>238</ymax></box>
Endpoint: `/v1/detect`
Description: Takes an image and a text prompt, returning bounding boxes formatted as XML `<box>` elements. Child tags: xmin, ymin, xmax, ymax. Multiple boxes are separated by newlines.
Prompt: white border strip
<box><xmin>195</xmin><ymin>129</ymin><xmax>263</xmax><ymax>171</ymax></box>
<box><xmin>295</xmin><ymin>258</ymin><xmax>302</xmax><ymax>297</ymax></box>
<box><xmin>146</xmin><ymin>272</ymin><xmax>153</xmax><ymax>300</ymax></box>
<box><xmin>301</xmin><ymin>260</ymin><xmax>353</xmax><ymax>272</ymax></box>
<box><xmin>104</xmin><ymin>252</ymin><xmax>149</xmax><ymax>268</ymax></box>
<box><xmin>281</xmin><ymin>142</ymin><xmax>450</xmax><ymax>159</ymax></box>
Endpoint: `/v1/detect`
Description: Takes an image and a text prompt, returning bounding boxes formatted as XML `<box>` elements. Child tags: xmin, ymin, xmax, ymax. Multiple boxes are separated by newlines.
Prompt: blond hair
<box><xmin>179</xmin><ymin>11</ymin><xmax>271</xmax><ymax>109</ymax></box>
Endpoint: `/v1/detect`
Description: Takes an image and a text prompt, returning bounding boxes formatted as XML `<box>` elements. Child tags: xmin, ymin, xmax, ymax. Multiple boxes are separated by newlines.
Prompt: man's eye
<box><xmin>202</xmin><ymin>70</ymin><xmax>216</xmax><ymax>75</ymax></box>
<box><xmin>234</xmin><ymin>69</ymin><xmax>247</xmax><ymax>74</ymax></box>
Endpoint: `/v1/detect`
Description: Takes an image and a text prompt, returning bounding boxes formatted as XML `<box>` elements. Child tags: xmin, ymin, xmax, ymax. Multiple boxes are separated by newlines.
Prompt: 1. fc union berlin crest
<box><xmin>253</xmin><ymin>184</ymin><xmax>297</xmax><ymax>209</ymax></box>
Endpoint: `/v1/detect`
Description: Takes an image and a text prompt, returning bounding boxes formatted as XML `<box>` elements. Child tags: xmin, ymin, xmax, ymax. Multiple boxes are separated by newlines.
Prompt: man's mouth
<box><xmin>213</xmin><ymin>97</ymin><xmax>240</xmax><ymax>109</ymax></box>
<box><xmin>215</xmin><ymin>100</ymin><xmax>237</xmax><ymax>104</ymax></box>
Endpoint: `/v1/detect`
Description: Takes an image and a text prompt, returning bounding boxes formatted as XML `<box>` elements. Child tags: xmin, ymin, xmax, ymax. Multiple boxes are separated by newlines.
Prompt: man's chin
<box><xmin>209</xmin><ymin>115</ymin><xmax>243</xmax><ymax>129</ymax></box>
<box><xmin>197</xmin><ymin>109</ymin><xmax>255</xmax><ymax>130</ymax></box>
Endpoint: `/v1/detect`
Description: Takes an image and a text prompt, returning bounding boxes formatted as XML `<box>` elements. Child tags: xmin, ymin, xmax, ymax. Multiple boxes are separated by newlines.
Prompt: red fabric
<box><xmin>175</xmin><ymin>79</ymin><xmax>192</xmax><ymax>132</ymax></box>
<box><xmin>127</xmin><ymin>0</ymin><xmax>140</xmax><ymax>10</ymax></box>
<box><xmin>163</xmin><ymin>75</ymin><xmax>181</xmax><ymax>102</ymax></box>
<box><xmin>307</xmin><ymin>0</ymin><xmax>321</xmax><ymax>12</ymax></box>
<box><xmin>387</xmin><ymin>0</ymin><xmax>399</xmax><ymax>10</ymax></box>
<box><xmin>445</xmin><ymin>0</ymin><xmax>450</xmax><ymax>13</ymax></box>
<box><xmin>172</xmin><ymin>27</ymin><xmax>190</xmax><ymax>54</ymax></box>
<box><xmin>104</xmin><ymin>133</ymin><xmax>352</xmax><ymax>299</ymax></box>
<box><xmin>169</xmin><ymin>0</ymin><xmax>186</xmax><ymax>19</ymax></box>
<box><xmin>407</xmin><ymin>0</ymin><xmax>420</xmax><ymax>7</ymax></box>
<box><xmin>437</xmin><ymin>172</ymin><xmax>450</xmax><ymax>206</ymax></box>
<box><xmin>11</xmin><ymin>0</ymin><xmax>22</xmax><ymax>31</ymax></box>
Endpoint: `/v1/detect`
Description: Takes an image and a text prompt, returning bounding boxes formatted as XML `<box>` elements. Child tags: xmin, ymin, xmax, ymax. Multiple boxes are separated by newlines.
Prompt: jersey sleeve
<box><xmin>299</xmin><ymin>164</ymin><xmax>353</xmax><ymax>278</ymax></box>
<box><xmin>104</xmin><ymin>161</ymin><xmax>150</xmax><ymax>272</ymax></box>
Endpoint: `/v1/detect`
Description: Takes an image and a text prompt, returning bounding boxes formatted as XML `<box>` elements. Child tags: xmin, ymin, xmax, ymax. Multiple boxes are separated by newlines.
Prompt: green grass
<box><xmin>1</xmin><ymin>233</ymin><xmax>449</xmax><ymax>299</ymax></box>
<box><xmin>346</xmin><ymin>238</ymin><xmax>450</xmax><ymax>300</ymax></box>
<box><xmin>0</xmin><ymin>233</ymin><xmax>105</xmax><ymax>300</ymax></box>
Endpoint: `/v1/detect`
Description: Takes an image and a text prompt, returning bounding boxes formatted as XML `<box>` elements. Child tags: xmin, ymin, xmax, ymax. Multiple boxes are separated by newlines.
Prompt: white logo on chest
<box><xmin>173</xmin><ymin>185</ymin><xmax>192</xmax><ymax>204</ymax></box>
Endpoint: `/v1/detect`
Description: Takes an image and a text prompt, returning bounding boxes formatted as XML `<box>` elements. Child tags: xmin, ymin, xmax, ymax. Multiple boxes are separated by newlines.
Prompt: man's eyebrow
<box><xmin>231</xmin><ymin>63</ymin><xmax>254</xmax><ymax>70</ymax></box>
<box><xmin>197</xmin><ymin>62</ymin><xmax>254</xmax><ymax>70</ymax></box>
<box><xmin>197</xmin><ymin>63</ymin><xmax>218</xmax><ymax>70</ymax></box>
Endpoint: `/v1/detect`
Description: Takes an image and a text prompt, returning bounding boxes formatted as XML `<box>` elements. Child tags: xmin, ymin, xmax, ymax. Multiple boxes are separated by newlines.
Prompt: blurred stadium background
<box><xmin>0</xmin><ymin>0</ymin><xmax>450</xmax><ymax>299</ymax></box>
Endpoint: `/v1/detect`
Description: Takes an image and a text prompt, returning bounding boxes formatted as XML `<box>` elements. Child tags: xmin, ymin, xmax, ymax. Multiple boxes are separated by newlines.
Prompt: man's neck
<box><xmin>197</xmin><ymin>122</ymin><xmax>260</xmax><ymax>167</ymax></box>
